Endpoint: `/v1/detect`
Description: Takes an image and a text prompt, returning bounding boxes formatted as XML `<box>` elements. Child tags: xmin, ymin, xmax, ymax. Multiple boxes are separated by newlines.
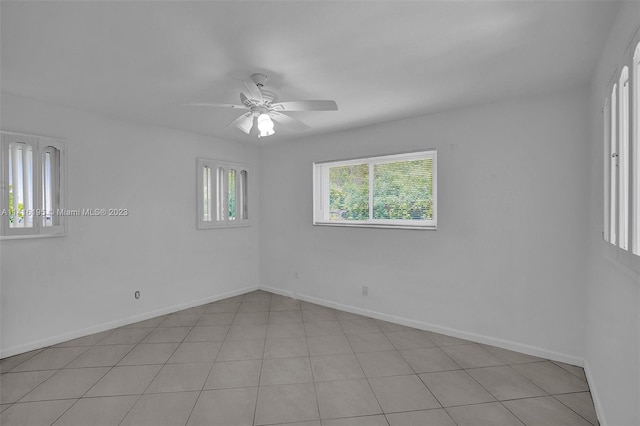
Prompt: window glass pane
<box><xmin>228</xmin><ymin>169</ymin><xmax>236</xmax><ymax>220</ymax></box>
<box><xmin>329</xmin><ymin>163</ymin><xmax>369</xmax><ymax>220</ymax></box>
<box><xmin>633</xmin><ymin>43</ymin><xmax>640</xmax><ymax>255</ymax></box>
<box><xmin>42</xmin><ymin>147</ymin><xmax>60</xmax><ymax>227</ymax></box>
<box><xmin>373</xmin><ymin>159</ymin><xmax>433</xmax><ymax>220</ymax></box>
<box><xmin>240</xmin><ymin>170</ymin><xmax>248</xmax><ymax>220</ymax></box>
<box><xmin>610</xmin><ymin>84</ymin><xmax>618</xmax><ymax>244</ymax></box>
<box><xmin>9</xmin><ymin>143</ymin><xmax>33</xmax><ymax>228</ymax></box>
<box><xmin>203</xmin><ymin>165</ymin><xmax>211</xmax><ymax>221</ymax></box>
<box><xmin>217</xmin><ymin>167</ymin><xmax>225</xmax><ymax>221</ymax></box>
<box><xmin>619</xmin><ymin>68</ymin><xmax>629</xmax><ymax>250</ymax></box>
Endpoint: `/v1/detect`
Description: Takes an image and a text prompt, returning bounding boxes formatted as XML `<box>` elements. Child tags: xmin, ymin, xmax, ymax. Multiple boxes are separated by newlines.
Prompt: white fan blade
<box><xmin>182</xmin><ymin>102</ymin><xmax>248</xmax><ymax>109</ymax></box>
<box><xmin>270</xmin><ymin>100</ymin><xmax>338</xmax><ymax>112</ymax></box>
<box><xmin>270</xmin><ymin>111</ymin><xmax>310</xmax><ymax>131</ymax></box>
<box><xmin>239</xmin><ymin>79</ymin><xmax>264</xmax><ymax>104</ymax></box>
<box><xmin>225</xmin><ymin>113</ymin><xmax>254</xmax><ymax>134</ymax></box>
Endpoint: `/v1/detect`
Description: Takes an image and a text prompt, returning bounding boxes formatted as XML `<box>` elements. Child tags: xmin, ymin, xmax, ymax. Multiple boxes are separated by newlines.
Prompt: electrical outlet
<box><xmin>361</xmin><ymin>286</ymin><xmax>368</xmax><ymax>296</ymax></box>
<box><xmin>134</xmin><ymin>290</ymin><xmax>141</xmax><ymax>299</ymax></box>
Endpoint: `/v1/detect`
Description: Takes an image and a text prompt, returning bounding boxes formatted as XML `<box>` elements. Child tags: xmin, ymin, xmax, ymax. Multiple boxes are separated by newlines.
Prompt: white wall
<box><xmin>0</xmin><ymin>93</ymin><xmax>261</xmax><ymax>357</ymax></box>
<box><xmin>585</xmin><ymin>3</ymin><xmax>640</xmax><ymax>425</ymax></box>
<box><xmin>260</xmin><ymin>88</ymin><xmax>590</xmax><ymax>363</ymax></box>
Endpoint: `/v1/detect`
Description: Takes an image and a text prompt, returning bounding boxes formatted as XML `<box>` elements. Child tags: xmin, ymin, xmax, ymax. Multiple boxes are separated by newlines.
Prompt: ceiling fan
<box><xmin>185</xmin><ymin>73</ymin><xmax>338</xmax><ymax>138</ymax></box>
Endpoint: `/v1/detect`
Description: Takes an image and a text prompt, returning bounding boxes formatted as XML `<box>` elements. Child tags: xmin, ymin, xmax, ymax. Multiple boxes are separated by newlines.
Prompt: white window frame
<box><xmin>197</xmin><ymin>158</ymin><xmax>249</xmax><ymax>229</ymax></box>
<box><xmin>0</xmin><ymin>130</ymin><xmax>66</xmax><ymax>239</ymax></box>
<box><xmin>313</xmin><ymin>150</ymin><xmax>437</xmax><ymax>230</ymax></box>
<box><xmin>603</xmin><ymin>35</ymin><xmax>640</xmax><ymax>273</ymax></box>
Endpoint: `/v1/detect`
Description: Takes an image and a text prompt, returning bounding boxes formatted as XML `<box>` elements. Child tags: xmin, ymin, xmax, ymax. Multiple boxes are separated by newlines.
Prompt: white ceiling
<box><xmin>0</xmin><ymin>1</ymin><xmax>620</xmax><ymax>143</ymax></box>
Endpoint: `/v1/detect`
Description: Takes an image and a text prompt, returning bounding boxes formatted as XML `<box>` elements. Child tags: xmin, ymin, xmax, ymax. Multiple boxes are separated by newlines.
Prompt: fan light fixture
<box><xmin>257</xmin><ymin>113</ymin><xmax>275</xmax><ymax>138</ymax></box>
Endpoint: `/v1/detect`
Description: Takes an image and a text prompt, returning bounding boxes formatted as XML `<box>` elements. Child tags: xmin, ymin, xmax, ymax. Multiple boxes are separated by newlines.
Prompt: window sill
<box><xmin>602</xmin><ymin>240</ymin><xmax>640</xmax><ymax>278</ymax></box>
<box><xmin>1</xmin><ymin>232</ymin><xmax>67</xmax><ymax>241</ymax></box>
<box><xmin>197</xmin><ymin>223</ymin><xmax>250</xmax><ymax>230</ymax></box>
<box><xmin>313</xmin><ymin>221</ymin><xmax>436</xmax><ymax>230</ymax></box>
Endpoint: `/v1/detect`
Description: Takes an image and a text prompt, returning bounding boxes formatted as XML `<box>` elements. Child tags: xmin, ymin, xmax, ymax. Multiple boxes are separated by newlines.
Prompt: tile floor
<box><xmin>0</xmin><ymin>290</ymin><xmax>599</xmax><ymax>426</ymax></box>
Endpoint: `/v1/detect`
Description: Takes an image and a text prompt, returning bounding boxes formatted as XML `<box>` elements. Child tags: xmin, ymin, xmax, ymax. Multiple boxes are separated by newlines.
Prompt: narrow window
<box><xmin>202</xmin><ymin>165</ymin><xmax>212</xmax><ymax>222</ymax></box>
<box><xmin>197</xmin><ymin>158</ymin><xmax>250</xmax><ymax>229</ymax></box>
<box><xmin>610</xmin><ymin>84</ymin><xmax>618</xmax><ymax>245</ymax></box>
<box><xmin>604</xmin><ymin>97</ymin><xmax>611</xmax><ymax>242</ymax></box>
<box><xmin>619</xmin><ymin>67</ymin><xmax>630</xmax><ymax>250</ymax></box>
<box><xmin>228</xmin><ymin>169</ymin><xmax>236</xmax><ymax>221</ymax></box>
<box><xmin>2</xmin><ymin>132</ymin><xmax>65</xmax><ymax>238</ymax></box>
<box><xmin>633</xmin><ymin>43</ymin><xmax>640</xmax><ymax>255</ymax></box>
<box><xmin>239</xmin><ymin>170</ymin><xmax>248</xmax><ymax>220</ymax></box>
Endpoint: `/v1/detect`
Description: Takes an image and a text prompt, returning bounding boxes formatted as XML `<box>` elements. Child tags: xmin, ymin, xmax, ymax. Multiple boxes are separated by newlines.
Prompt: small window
<box><xmin>1</xmin><ymin>131</ymin><xmax>66</xmax><ymax>238</ymax></box>
<box><xmin>313</xmin><ymin>150</ymin><xmax>437</xmax><ymax>229</ymax></box>
<box><xmin>197</xmin><ymin>158</ymin><xmax>249</xmax><ymax>229</ymax></box>
<box><xmin>610</xmin><ymin>83</ymin><xmax>618</xmax><ymax>245</ymax></box>
<box><xmin>633</xmin><ymin>42</ymin><xmax>640</xmax><ymax>255</ymax></box>
<box><xmin>619</xmin><ymin>67</ymin><xmax>630</xmax><ymax>250</ymax></box>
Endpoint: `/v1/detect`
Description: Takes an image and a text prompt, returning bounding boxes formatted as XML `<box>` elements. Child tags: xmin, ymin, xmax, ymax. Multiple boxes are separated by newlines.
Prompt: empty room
<box><xmin>0</xmin><ymin>1</ymin><xmax>638</xmax><ymax>425</ymax></box>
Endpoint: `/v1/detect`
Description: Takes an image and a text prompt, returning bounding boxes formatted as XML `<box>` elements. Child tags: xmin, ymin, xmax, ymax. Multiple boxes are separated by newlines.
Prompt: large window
<box><xmin>197</xmin><ymin>158</ymin><xmax>249</xmax><ymax>229</ymax></box>
<box><xmin>1</xmin><ymin>131</ymin><xmax>66</xmax><ymax>238</ymax></box>
<box><xmin>603</xmin><ymin>40</ymin><xmax>640</xmax><ymax>267</ymax></box>
<box><xmin>313</xmin><ymin>150</ymin><xmax>437</xmax><ymax>229</ymax></box>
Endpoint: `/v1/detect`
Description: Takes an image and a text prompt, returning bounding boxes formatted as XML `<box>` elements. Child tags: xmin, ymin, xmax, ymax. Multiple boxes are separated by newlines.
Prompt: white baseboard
<box><xmin>0</xmin><ymin>285</ymin><xmax>258</xmax><ymax>359</ymax></box>
<box><xmin>261</xmin><ymin>285</ymin><xmax>585</xmax><ymax>367</ymax></box>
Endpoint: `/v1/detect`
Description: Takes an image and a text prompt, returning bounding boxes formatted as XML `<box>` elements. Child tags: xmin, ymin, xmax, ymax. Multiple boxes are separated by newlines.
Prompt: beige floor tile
<box><xmin>167</xmin><ymin>341</ymin><xmax>221</xmax><ymax>364</ymax></box>
<box><xmin>54</xmin><ymin>331</ymin><xmax>113</xmax><ymax>348</ymax></box>
<box><xmin>255</xmin><ymin>383</ymin><xmax>319</xmax><ymax>425</ymax></box>
<box><xmin>304</xmin><ymin>321</ymin><xmax>344</xmax><ymax>337</ymax></box>
<box><xmin>159</xmin><ymin>314</ymin><xmax>201</xmax><ymax>327</ymax></box>
<box><xmin>233</xmin><ymin>312</ymin><xmax>269</xmax><ymax>325</ymax></box>
<box><xmin>184</xmin><ymin>325</ymin><xmax>229</xmax><ymax>342</ymax></box>
<box><xmin>206</xmin><ymin>302</ymin><xmax>241</xmax><ymax>313</ymax></box>
<box><xmin>302</xmin><ymin>310</ymin><xmax>338</xmax><ymax>322</ymax></box>
<box><xmin>264</xmin><ymin>337</ymin><xmax>309</xmax><ymax>358</ymax></box>
<box><xmin>269</xmin><ymin>298</ymin><xmax>302</xmax><ymax>312</ymax></box>
<box><xmin>481</xmin><ymin>345</ymin><xmax>545</xmax><ymax>364</ymax></box>
<box><xmin>187</xmin><ymin>387</ymin><xmax>257</xmax><ymax>426</ymax></box>
<box><xmin>424</xmin><ymin>332</ymin><xmax>471</xmax><ymax>347</ymax></box>
<box><xmin>268</xmin><ymin>311</ymin><xmax>303</xmax><ymax>323</ymax></box>
<box><xmin>144</xmin><ymin>362</ymin><xmax>211</xmax><ymax>393</ymax></box>
<box><xmin>52</xmin><ymin>395</ymin><xmax>138</xmax><ymax>426</ymax></box>
<box><xmin>446</xmin><ymin>402</ymin><xmax>524</xmax><ymax>425</ymax></box>
<box><xmin>228</xmin><ymin>324</ymin><xmax>268</xmax><ymax>340</ymax></box>
<box><xmin>374</xmin><ymin>320</ymin><xmax>413</xmax><ymax>333</ymax></box>
<box><xmin>267</xmin><ymin>322</ymin><xmax>306</xmax><ymax>338</ymax></box>
<box><xmin>385</xmin><ymin>330</ymin><xmax>437</xmax><ymax>350</ymax></box>
<box><xmin>261</xmin><ymin>357</ymin><xmax>313</xmax><ymax>385</ymax></box>
<box><xmin>197</xmin><ymin>313</ymin><xmax>236</xmax><ymax>326</ymax></box>
<box><xmin>122</xmin><ymin>316</ymin><xmax>167</xmax><ymax>329</ymax></box>
<box><xmin>466</xmin><ymin>365</ymin><xmax>546</xmax><ymax>400</ymax></box>
<box><xmin>323</xmin><ymin>415</ymin><xmax>388</xmax><ymax>425</ymax></box>
<box><xmin>440</xmin><ymin>344</ymin><xmax>504</xmax><ymax>368</ymax></box>
<box><xmin>347</xmin><ymin>333</ymin><xmax>394</xmax><ymax>353</ymax></box>
<box><xmin>20</xmin><ymin>367</ymin><xmax>109</xmax><ymax>402</ymax></box>
<box><xmin>0</xmin><ymin>399</ymin><xmax>76</xmax><ymax>426</ymax></box>
<box><xmin>117</xmin><ymin>343</ymin><xmax>179</xmax><ymax>366</ymax></box>
<box><xmin>420</xmin><ymin>370</ymin><xmax>496</xmax><ymax>407</ymax></box>
<box><xmin>96</xmin><ymin>328</ymin><xmax>151</xmax><ymax>345</ymax></box>
<box><xmin>0</xmin><ymin>370</ymin><xmax>56</xmax><ymax>404</ymax></box>
<box><xmin>65</xmin><ymin>345</ymin><xmax>134</xmax><ymax>368</ymax></box>
<box><xmin>356</xmin><ymin>351</ymin><xmax>413</xmax><ymax>378</ymax></box>
<box><xmin>555</xmin><ymin>392</ymin><xmax>599</xmax><ymax>425</ymax></box>
<box><xmin>307</xmin><ymin>335</ymin><xmax>353</xmax><ymax>356</ymax></box>
<box><xmin>12</xmin><ymin>347</ymin><xmax>88</xmax><ymax>372</ymax></box>
<box><xmin>119</xmin><ymin>391</ymin><xmax>198</xmax><ymax>426</ymax></box>
<box><xmin>0</xmin><ymin>349</ymin><xmax>45</xmax><ymax>373</ymax></box>
<box><xmin>239</xmin><ymin>302</ymin><xmax>271</xmax><ymax>313</ymax></box>
<box><xmin>503</xmin><ymin>396</ymin><xmax>593</xmax><ymax>425</ymax></box>
<box><xmin>552</xmin><ymin>361</ymin><xmax>588</xmax><ymax>381</ymax></box>
<box><xmin>369</xmin><ymin>374</ymin><xmax>441</xmax><ymax>413</ymax></box>
<box><xmin>340</xmin><ymin>319</ymin><xmax>381</xmax><ymax>334</ymax></box>
<box><xmin>511</xmin><ymin>362</ymin><xmax>589</xmax><ymax>394</ymax></box>
<box><xmin>400</xmin><ymin>347</ymin><xmax>460</xmax><ymax>373</ymax></box>
<box><xmin>204</xmin><ymin>359</ymin><xmax>261</xmax><ymax>389</ymax></box>
<box><xmin>310</xmin><ymin>354</ymin><xmax>365</xmax><ymax>382</ymax></box>
<box><xmin>85</xmin><ymin>365</ymin><xmax>162</xmax><ymax>397</ymax></box>
<box><xmin>386</xmin><ymin>408</ymin><xmax>457</xmax><ymax>426</ymax></box>
<box><xmin>217</xmin><ymin>339</ymin><xmax>265</xmax><ymax>361</ymax></box>
<box><xmin>142</xmin><ymin>327</ymin><xmax>191</xmax><ymax>343</ymax></box>
<box><xmin>315</xmin><ymin>379</ymin><xmax>382</xmax><ymax>419</ymax></box>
